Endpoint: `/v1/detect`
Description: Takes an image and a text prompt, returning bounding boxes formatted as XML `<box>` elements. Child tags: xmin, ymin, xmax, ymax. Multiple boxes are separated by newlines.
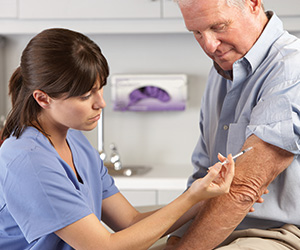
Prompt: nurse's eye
<box><xmin>80</xmin><ymin>93</ymin><xmax>91</xmax><ymax>101</ymax></box>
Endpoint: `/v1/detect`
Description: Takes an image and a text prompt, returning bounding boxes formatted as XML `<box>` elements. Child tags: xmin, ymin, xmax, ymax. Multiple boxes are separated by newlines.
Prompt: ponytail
<box><xmin>1</xmin><ymin>67</ymin><xmax>40</xmax><ymax>139</ymax></box>
<box><xmin>9</xmin><ymin>67</ymin><xmax>23</xmax><ymax>106</ymax></box>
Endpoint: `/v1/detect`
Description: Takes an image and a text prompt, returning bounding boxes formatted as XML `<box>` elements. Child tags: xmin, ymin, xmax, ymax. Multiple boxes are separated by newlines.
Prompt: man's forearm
<box><xmin>176</xmin><ymin>135</ymin><xmax>294</xmax><ymax>249</ymax></box>
<box><xmin>176</xmin><ymin>192</ymin><xmax>250</xmax><ymax>249</ymax></box>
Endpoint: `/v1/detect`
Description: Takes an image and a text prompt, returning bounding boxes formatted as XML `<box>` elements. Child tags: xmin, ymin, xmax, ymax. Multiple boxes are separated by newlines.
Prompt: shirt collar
<box><xmin>214</xmin><ymin>61</ymin><xmax>233</xmax><ymax>80</ymax></box>
<box><xmin>214</xmin><ymin>11</ymin><xmax>284</xmax><ymax>81</ymax></box>
<box><xmin>245</xmin><ymin>11</ymin><xmax>284</xmax><ymax>74</ymax></box>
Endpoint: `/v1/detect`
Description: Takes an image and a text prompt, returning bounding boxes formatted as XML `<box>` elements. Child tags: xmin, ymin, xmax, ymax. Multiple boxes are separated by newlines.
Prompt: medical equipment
<box><xmin>221</xmin><ymin>147</ymin><xmax>253</xmax><ymax>165</ymax></box>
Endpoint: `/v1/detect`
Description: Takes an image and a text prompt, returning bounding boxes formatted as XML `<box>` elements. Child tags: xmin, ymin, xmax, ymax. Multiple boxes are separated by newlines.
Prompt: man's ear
<box><xmin>248</xmin><ymin>0</ymin><xmax>262</xmax><ymax>13</ymax></box>
<box><xmin>32</xmin><ymin>90</ymin><xmax>51</xmax><ymax>109</ymax></box>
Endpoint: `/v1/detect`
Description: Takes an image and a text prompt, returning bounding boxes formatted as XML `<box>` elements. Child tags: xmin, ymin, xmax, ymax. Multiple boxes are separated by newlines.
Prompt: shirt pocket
<box><xmin>0</xmin><ymin>191</ymin><xmax>5</xmax><ymax>212</ymax></box>
<box><xmin>227</xmin><ymin>122</ymin><xmax>249</xmax><ymax>154</ymax></box>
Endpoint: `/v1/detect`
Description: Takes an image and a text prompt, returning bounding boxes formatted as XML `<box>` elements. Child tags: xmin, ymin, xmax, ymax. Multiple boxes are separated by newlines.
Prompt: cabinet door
<box><xmin>19</xmin><ymin>0</ymin><xmax>161</xmax><ymax>19</ymax></box>
<box><xmin>162</xmin><ymin>0</ymin><xmax>182</xmax><ymax>18</ymax></box>
<box><xmin>0</xmin><ymin>0</ymin><xmax>17</xmax><ymax>18</ymax></box>
<box><xmin>264</xmin><ymin>0</ymin><xmax>300</xmax><ymax>16</ymax></box>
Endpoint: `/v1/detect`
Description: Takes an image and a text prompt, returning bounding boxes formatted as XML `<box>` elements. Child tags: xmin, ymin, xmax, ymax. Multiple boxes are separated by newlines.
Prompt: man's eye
<box><xmin>193</xmin><ymin>31</ymin><xmax>202</xmax><ymax>38</ymax></box>
<box><xmin>212</xmin><ymin>24</ymin><xmax>227</xmax><ymax>32</ymax></box>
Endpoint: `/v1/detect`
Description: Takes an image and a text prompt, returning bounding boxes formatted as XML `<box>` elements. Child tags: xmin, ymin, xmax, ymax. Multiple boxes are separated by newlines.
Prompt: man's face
<box><xmin>180</xmin><ymin>0</ymin><xmax>260</xmax><ymax>71</ymax></box>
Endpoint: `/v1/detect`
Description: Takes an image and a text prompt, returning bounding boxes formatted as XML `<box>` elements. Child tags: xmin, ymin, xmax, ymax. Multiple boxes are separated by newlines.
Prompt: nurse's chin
<box><xmin>86</xmin><ymin>121</ymin><xmax>98</xmax><ymax>131</ymax></box>
<box><xmin>76</xmin><ymin>121</ymin><xmax>99</xmax><ymax>132</ymax></box>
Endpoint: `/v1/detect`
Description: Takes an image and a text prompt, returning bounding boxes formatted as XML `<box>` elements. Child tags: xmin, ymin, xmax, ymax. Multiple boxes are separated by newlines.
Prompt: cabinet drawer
<box><xmin>19</xmin><ymin>0</ymin><xmax>161</xmax><ymax>19</ymax></box>
<box><xmin>0</xmin><ymin>0</ymin><xmax>17</xmax><ymax>18</ymax></box>
<box><xmin>158</xmin><ymin>190</ymin><xmax>183</xmax><ymax>205</ymax></box>
<box><xmin>121</xmin><ymin>190</ymin><xmax>157</xmax><ymax>207</ymax></box>
<box><xmin>162</xmin><ymin>0</ymin><xmax>182</xmax><ymax>18</ymax></box>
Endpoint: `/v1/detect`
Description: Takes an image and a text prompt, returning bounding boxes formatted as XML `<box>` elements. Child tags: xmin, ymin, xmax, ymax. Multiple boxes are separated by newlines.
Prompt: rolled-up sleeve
<box><xmin>247</xmin><ymin>94</ymin><xmax>300</xmax><ymax>154</ymax></box>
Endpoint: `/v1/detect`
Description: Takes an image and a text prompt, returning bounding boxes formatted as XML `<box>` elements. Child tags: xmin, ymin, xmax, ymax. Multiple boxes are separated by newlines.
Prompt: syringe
<box><xmin>221</xmin><ymin>146</ymin><xmax>253</xmax><ymax>165</ymax></box>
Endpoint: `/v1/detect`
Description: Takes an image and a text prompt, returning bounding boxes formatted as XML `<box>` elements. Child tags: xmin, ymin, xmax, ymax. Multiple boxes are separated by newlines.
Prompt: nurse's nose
<box><xmin>93</xmin><ymin>89</ymin><xmax>106</xmax><ymax>110</ymax></box>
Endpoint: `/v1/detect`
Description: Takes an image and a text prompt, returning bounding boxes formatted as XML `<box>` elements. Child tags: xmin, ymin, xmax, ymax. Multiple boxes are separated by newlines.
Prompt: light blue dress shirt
<box><xmin>188</xmin><ymin>12</ymin><xmax>300</xmax><ymax>230</ymax></box>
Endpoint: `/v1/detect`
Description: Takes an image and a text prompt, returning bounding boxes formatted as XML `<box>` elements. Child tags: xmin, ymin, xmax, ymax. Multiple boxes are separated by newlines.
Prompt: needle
<box><xmin>221</xmin><ymin>146</ymin><xmax>253</xmax><ymax>165</ymax></box>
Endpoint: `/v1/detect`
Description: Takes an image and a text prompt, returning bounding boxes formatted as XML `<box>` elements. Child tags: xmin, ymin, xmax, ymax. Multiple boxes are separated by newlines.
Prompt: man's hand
<box><xmin>164</xmin><ymin>236</ymin><xmax>181</xmax><ymax>250</ymax></box>
<box><xmin>249</xmin><ymin>189</ymin><xmax>269</xmax><ymax>212</ymax></box>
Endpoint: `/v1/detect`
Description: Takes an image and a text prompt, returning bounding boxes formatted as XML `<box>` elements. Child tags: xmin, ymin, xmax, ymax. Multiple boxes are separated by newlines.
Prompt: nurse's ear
<box><xmin>32</xmin><ymin>90</ymin><xmax>51</xmax><ymax>109</ymax></box>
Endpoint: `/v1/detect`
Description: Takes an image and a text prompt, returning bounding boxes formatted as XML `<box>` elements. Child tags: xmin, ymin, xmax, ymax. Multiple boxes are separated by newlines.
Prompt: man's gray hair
<box><xmin>226</xmin><ymin>0</ymin><xmax>246</xmax><ymax>9</ymax></box>
<box><xmin>174</xmin><ymin>0</ymin><xmax>242</xmax><ymax>7</ymax></box>
<box><xmin>175</xmin><ymin>0</ymin><xmax>263</xmax><ymax>10</ymax></box>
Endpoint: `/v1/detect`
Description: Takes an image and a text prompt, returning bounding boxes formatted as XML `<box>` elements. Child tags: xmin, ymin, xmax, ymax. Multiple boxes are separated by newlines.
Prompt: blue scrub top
<box><xmin>0</xmin><ymin>127</ymin><xmax>119</xmax><ymax>249</ymax></box>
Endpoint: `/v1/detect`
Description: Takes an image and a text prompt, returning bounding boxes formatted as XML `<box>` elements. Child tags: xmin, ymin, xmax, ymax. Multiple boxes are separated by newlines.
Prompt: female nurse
<box><xmin>0</xmin><ymin>28</ymin><xmax>234</xmax><ymax>250</ymax></box>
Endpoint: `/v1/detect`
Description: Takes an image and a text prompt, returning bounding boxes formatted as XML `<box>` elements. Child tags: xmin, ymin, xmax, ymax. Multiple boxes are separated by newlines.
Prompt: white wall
<box><xmin>0</xmin><ymin>36</ymin><xmax>6</xmax><ymax>118</ymax></box>
<box><xmin>2</xmin><ymin>33</ymin><xmax>211</xmax><ymax>167</ymax></box>
<box><xmin>3</xmin><ymin>31</ymin><xmax>300</xmax><ymax>167</ymax></box>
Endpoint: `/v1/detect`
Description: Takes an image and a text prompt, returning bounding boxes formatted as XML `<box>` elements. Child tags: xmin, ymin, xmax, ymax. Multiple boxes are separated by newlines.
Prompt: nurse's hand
<box><xmin>187</xmin><ymin>154</ymin><xmax>235</xmax><ymax>203</ymax></box>
<box><xmin>217</xmin><ymin>152</ymin><xmax>269</xmax><ymax>213</ymax></box>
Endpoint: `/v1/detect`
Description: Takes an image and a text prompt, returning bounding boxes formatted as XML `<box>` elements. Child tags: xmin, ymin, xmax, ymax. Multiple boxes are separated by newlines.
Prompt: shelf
<box><xmin>113</xmin><ymin>164</ymin><xmax>191</xmax><ymax>190</ymax></box>
<box><xmin>0</xmin><ymin>18</ymin><xmax>188</xmax><ymax>35</ymax></box>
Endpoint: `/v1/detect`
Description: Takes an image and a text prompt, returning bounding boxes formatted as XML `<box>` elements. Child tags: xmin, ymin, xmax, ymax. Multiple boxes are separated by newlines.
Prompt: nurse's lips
<box><xmin>89</xmin><ymin>114</ymin><xmax>100</xmax><ymax>122</ymax></box>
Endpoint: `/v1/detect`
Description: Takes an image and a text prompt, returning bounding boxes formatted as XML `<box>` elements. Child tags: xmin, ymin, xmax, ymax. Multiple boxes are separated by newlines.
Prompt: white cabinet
<box><xmin>121</xmin><ymin>190</ymin><xmax>157</xmax><ymax>207</ymax></box>
<box><xmin>3</xmin><ymin>0</ymin><xmax>300</xmax><ymax>34</ymax></box>
<box><xmin>264</xmin><ymin>0</ymin><xmax>300</xmax><ymax>16</ymax></box>
<box><xmin>1</xmin><ymin>0</ymin><xmax>189</xmax><ymax>34</ymax></box>
<box><xmin>162</xmin><ymin>0</ymin><xmax>182</xmax><ymax>18</ymax></box>
<box><xmin>19</xmin><ymin>0</ymin><xmax>161</xmax><ymax>19</ymax></box>
<box><xmin>9</xmin><ymin>0</ymin><xmax>188</xmax><ymax>34</ymax></box>
<box><xmin>113</xmin><ymin>165</ymin><xmax>190</xmax><ymax>207</ymax></box>
<box><xmin>121</xmin><ymin>189</ymin><xmax>183</xmax><ymax>207</ymax></box>
<box><xmin>0</xmin><ymin>0</ymin><xmax>17</xmax><ymax>18</ymax></box>
<box><xmin>157</xmin><ymin>190</ymin><xmax>182</xmax><ymax>205</ymax></box>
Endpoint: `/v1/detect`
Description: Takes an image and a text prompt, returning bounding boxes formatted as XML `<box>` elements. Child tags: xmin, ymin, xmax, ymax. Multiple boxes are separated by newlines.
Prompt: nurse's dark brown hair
<box><xmin>1</xmin><ymin>28</ymin><xmax>109</xmax><ymax>139</ymax></box>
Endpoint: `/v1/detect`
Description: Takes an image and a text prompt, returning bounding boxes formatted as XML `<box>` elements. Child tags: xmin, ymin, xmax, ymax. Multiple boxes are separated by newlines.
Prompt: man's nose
<box><xmin>201</xmin><ymin>33</ymin><xmax>221</xmax><ymax>54</ymax></box>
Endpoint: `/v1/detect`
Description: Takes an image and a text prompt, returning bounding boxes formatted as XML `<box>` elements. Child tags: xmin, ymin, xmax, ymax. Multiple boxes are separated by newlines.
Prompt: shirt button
<box><xmin>223</xmin><ymin>125</ymin><xmax>229</xmax><ymax>130</ymax></box>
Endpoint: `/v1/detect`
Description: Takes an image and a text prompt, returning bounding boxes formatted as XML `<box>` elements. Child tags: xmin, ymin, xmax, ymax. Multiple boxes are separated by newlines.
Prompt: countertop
<box><xmin>112</xmin><ymin>164</ymin><xmax>192</xmax><ymax>190</ymax></box>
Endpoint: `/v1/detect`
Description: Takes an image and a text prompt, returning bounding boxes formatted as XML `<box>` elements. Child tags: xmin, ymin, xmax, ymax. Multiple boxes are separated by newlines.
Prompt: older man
<box><xmin>166</xmin><ymin>0</ymin><xmax>300</xmax><ymax>249</ymax></box>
